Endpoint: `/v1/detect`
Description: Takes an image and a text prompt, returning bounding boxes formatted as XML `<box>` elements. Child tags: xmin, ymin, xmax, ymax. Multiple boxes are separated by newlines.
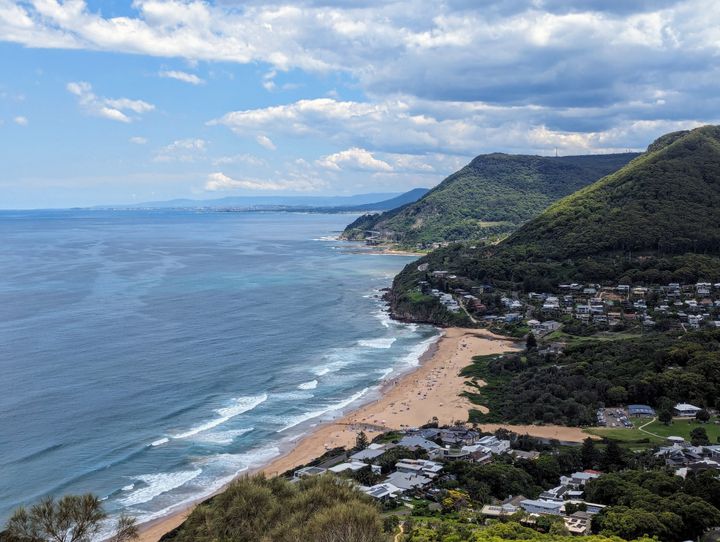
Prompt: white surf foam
<box><xmin>358</xmin><ymin>337</ymin><xmax>396</xmax><ymax>349</ymax></box>
<box><xmin>298</xmin><ymin>379</ymin><xmax>318</xmax><ymax>390</ymax></box>
<box><xmin>150</xmin><ymin>437</ymin><xmax>169</xmax><ymax>447</ymax></box>
<box><xmin>192</xmin><ymin>428</ymin><xmax>254</xmax><ymax>446</ymax></box>
<box><xmin>398</xmin><ymin>334</ymin><xmax>440</xmax><ymax>368</ymax></box>
<box><xmin>172</xmin><ymin>393</ymin><xmax>267</xmax><ymax>440</ymax></box>
<box><xmin>119</xmin><ymin>469</ymin><xmax>202</xmax><ymax>507</ymax></box>
<box><xmin>277</xmin><ymin>387</ymin><xmax>370</xmax><ymax>433</ymax></box>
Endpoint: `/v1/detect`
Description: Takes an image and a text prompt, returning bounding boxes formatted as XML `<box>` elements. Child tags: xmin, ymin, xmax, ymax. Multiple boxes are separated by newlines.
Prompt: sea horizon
<box><xmin>0</xmin><ymin>209</ymin><xmax>438</xmax><ymax>529</ymax></box>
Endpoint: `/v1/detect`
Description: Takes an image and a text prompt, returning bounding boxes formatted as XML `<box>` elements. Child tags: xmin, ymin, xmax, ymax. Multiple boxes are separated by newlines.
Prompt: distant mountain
<box><xmin>339</xmin><ymin>187</ymin><xmax>429</xmax><ymax>212</ymax></box>
<box><xmin>342</xmin><ymin>152</ymin><xmax>639</xmax><ymax>247</ymax></box>
<box><xmin>390</xmin><ymin>125</ymin><xmax>720</xmax><ymax>321</ymax></box>
<box><xmin>102</xmin><ymin>192</ymin><xmax>410</xmax><ymax>210</ymax></box>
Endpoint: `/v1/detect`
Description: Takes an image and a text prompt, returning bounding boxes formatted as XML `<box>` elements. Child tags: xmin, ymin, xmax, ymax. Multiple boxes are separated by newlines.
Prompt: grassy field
<box><xmin>585</xmin><ymin>416</ymin><xmax>720</xmax><ymax>448</ymax></box>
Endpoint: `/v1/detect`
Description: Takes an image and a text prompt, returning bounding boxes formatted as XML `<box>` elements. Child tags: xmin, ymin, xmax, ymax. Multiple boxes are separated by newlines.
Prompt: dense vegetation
<box><xmin>402</xmin><ymin>520</ymin><xmax>653</xmax><ymax>542</ymax></box>
<box><xmin>587</xmin><ymin>469</ymin><xmax>720</xmax><ymax>540</ymax></box>
<box><xmin>390</xmin><ymin>126</ymin><xmax>720</xmax><ymax>311</ymax></box>
<box><xmin>160</xmin><ymin>474</ymin><xmax>384</xmax><ymax>542</ymax></box>
<box><xmin>462</xmin><ymin>329</ymin><xmax>720</xmax><ymax>426</ymax></box>
<box><xmin>343</xmin><ymin>153</ymin><xmax>637</xmax><ymax>246</ymax></box>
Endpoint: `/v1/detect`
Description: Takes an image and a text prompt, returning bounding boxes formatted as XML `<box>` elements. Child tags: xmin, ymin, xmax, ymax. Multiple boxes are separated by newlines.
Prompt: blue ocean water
<box><xmin>0</xmin><ymin>210</ymin><xmax>438</xmax><ymax>528</ymax></box>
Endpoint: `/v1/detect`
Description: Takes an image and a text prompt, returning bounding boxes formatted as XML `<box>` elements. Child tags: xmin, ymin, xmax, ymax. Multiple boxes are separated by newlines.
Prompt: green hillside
<box><xmin>342</xmin><ymin>152</ymin><xmax>638</xmax><ymax>247</ymax></box>
<box><xmin>391</xmin><ymin>126</ymin><xmax>720</xmax><ymax>307</ymax></box>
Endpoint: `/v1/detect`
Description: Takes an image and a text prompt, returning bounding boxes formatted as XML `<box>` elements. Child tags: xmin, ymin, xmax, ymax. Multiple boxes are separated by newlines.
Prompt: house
<box><xmin>560</xmin><ymin>471</ymin><xmax>600</xmax><ymax>488</ymax></box>
<box><xmin>398</xmin><ymin>435</ymin><xmax>441</xmax><ymax>452</ymax></box>
<box><xmin>385</xmin><ymin>471</ymin><xmax>433</xmax><ymax>491</ymax></box>
<box><xmin>293</xmin><ymin>466</ymin><xmax>327</xmax><ymax>479</ymax></box>
<box><xmin>329</xmin><ymin>461</ymin><xmax>372</xmax><ymax>474</ymax></box>
<box><xmin>476</xmin><ymin>435</ymin><xmax>511</xmax><ymax>454</ymax></box>
<box><xmin>674</xmin><ymin>403</ymin><xmax>702</xmax><ymax>417</ymax></box>
<box><xmin>481</xmin><ymin>503</ymin><xmax>519</xmax><ymax>517</ymax></box>
<box><xmin>539</xmin><ymin>320</ymin><xmax>561</xmax><ymax>335</ymax></box>
<box><xmin>564</xmin><ymin>511</ymin><xmax>592</xmax><ymax>535</ymax></box>
<box><xmin>362</xmin><ymin>482</ymin><xmax>402</xmax><ymax>500</ymax></box>
<box><xmin>349</xmin><ymin>447</ymin><xmax>387</xmax><ymax>462</ymax></box>
<box><xmin>520</xmin><ymin>499</ymin><xmax>564</xmax><ymax>516</ymax></box>
<box><xmin>395</xmin><ymin>459</ymin><xmax>443</xmax><ymax>477</ymax></box>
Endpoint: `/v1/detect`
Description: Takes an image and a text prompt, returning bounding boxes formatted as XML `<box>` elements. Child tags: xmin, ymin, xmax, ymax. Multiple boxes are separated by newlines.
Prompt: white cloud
<box><xmin>204</xmin><ymin>171</ymin><xmax>324</xmax><ymax>192</ymax></box>
<box><xmin>159</xmin><ymin>70</ymin><xmax>205</xmax><ymax>85</ymax></box>
<box><xmin>155</xmin><ymin>138</ymin><xmax>207</xmax><ymax>162</ymax></box>
<box><xmin>13</xmin><ymin>115</ymin><xmax>27</xmax><ymax>126</ymax></box>
<box><xmin>129</xmin><ymin>136</ymin><xmax>148</xmax><ymax>144</ymax></box>
<box><xmin>317</xmin><ymin>147</ymin><xmax>393</xmax><ymax>172</ymax></box>
<box><xmin>255</xmin><ymin>134</ymin><xmax>276</xmax><ymax>150</ymax></box>
<box><xmin>212</xmin><ymin>153</ymin><xmax>265</xmax><ymax>166</ymax></box>
<box><xmin>67</xmin><ymin>81</ymin><xmax>154</xmax><ymax>123</ymax></box>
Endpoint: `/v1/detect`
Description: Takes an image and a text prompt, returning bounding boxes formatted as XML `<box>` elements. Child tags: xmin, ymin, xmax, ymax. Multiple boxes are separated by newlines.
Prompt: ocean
<box><xmin>0</xmin><ymin>210</ymin><xmax>438</xmax><ymax>529</ymax></box>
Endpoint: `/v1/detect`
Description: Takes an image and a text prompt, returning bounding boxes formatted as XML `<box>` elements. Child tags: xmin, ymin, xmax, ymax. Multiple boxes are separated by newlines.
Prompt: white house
<box><xmin>674</xmin><ymin>403</ymin><xmax>702</xmax><ymax>417</ymax></box>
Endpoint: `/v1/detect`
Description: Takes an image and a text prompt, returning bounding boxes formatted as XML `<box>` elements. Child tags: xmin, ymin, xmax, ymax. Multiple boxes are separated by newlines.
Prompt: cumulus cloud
<box><xmin>129</xmin><ymin>136</ymin><xmax>148</xmax><ymax>144</ymax></box>
<box><xmin>255</xmin><ymin>134</ymin><xmax>276</xmax><ymax>150</ymax></box>
<box><xmin>13</xmin><ymin>115</ymin><xmax>27</xmax><ymax>125</ymax></box>
<box><xmin>66</xmin><ymin>81</ymin><xmax>154</xmax><ymax>123</ymax></box>
<box><xmin>204</xmin><ymin>171</ymin><xmax>324</xmax><ymax>192</ymax></box>
<box><xmin>159</xmin><ymin>70</ymin><xmax>205</xmax><ymax>85</ymax></box>
<box><xmin>317</xmin><ymin>147</ymin><xmax>393</xmax><ymax>171</ymax></box>
<box><xmin>210</xmin><ymin>95</ymin><xmax>712</xmax><ymax>156</ymax></box>
<box><xmin>155</xmin><ymin>138</ymin><xmax>207</xmax><ymax>161</ymax></box>
<box><xmin>3</xmin><ymin>1</ymin><xmax>720</xmax><ymax>155</ymax></box>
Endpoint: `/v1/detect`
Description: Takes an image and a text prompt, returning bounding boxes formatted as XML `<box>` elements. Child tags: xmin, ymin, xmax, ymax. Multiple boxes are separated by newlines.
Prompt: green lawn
<box><xmin>643</xmin><ymin>417</ymin><xmax>720</xmax><ymax>443</ymax></box>
<box><xmin>585</xmin><ymin>416</ymin><xmax>720</xmax><ymax>448</ymax></box>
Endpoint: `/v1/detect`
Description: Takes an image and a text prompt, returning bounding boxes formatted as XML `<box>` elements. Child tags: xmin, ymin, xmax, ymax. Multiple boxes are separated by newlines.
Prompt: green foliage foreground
<box><xmin>160</xmin><ymin>474</ymin><xmax>384</xmax><ymax>542</ymax></box>
<box><xmin>402</xmin><ymin>519</ymin><xmax>652</xmax><ymax>542</ymax></box>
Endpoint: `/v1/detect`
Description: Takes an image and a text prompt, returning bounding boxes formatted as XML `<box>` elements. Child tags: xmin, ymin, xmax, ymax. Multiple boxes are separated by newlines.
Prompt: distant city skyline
<box><xmin>1</xmin><ymin>0</ymin><xmax>718</xmax><ymax>208</ymax></box>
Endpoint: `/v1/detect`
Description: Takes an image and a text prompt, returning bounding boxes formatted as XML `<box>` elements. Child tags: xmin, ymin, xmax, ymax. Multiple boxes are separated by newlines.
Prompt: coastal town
<box><xmin>418</xmin><ymin>267</ymin><xmax>720</xmax><ymax>335</ymax></box>
<box><xmin>285</xmin><ymin>419</ymin><xmax>720</xmax><ymax>538</ymax></box>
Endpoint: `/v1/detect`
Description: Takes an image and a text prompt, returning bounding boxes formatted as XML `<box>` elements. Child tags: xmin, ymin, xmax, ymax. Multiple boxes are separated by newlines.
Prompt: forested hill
<box><xmin>342</xmin><ymin>152</ymin><xmax>638</xmax><ymax>247</ymax></box>
<box><xmin>391</xmin><ymin>126</ymin><xmax>720</xmax><ymax>302</ymax></box>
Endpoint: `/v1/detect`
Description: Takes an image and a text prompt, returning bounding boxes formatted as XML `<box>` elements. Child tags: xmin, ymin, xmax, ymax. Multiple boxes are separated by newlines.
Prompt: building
<box><xmin>564</xmin><ymin>511</ymin><xmax>592</xmax><ymax>535</ymax></box>
<box><xmin>385</xmin><ymin>471</ymin><xmax>432</xmax><ymax>491</ymax></box>
<box><xmin>628</xmin><ymin>404</ymin><xmax>656</xmax><ymax>417</ymax></box>
<box><xmin>293</xmin><ymin>466</ymin><xmax>327</xmax><ymax>479</ymax></box>
<box><xmin>674</xmin><ymin>403</ymin><xmax>702</xmax><ymax>417</ymax></box>
<box><xmin>519</xmin><ymin>499</ymin><xmax>564</xmax><ymax>516</ymax></box>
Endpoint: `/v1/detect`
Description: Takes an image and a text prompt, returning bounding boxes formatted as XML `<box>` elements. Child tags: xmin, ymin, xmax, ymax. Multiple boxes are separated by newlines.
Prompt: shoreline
<box><xmin>136</xmin><ymin>327</ymin><xmax>590</xmax><ymax>542</ymax></box>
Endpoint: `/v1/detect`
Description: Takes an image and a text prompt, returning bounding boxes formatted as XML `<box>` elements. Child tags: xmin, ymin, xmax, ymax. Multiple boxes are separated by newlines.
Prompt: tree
<box><xmin>5</xmin><ymin>494</ymin><xmax>137</xmax><ymax>542</ymax></box>
<box><xmin>658</xmin><ymin>408</ymin><xmax>673</xmax><ymax>425</ymax></box>
<box><xmin>355</xmin><ymin>431</ymin><xmax>369</xmax><ymax>450</ymax></box>
<box><xmin>690</xmin><ymin>427</ymin><xmax>710</xmax><ymax>446</ymax></box>
<box><xmin>695</xmin><ymin>408</ymin><xmax>711</xmax><ymax>423</ymax></box>
<box><xmin>581</xmin><ymin>438</ymin><xmax>599</xmax><ymax>470</ymax></box>
<box><xmin>601</xmin><ymin>440</ymin><xmax>626</xmax><ymax>472</ymax></box>
<box><xmin>526</xmin><ymin>332</ymin><xmax>537</xmax><ymax>350</ymax></box>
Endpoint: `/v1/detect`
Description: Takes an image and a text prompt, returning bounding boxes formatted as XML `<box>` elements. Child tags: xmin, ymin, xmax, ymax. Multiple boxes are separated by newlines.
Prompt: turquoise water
<box><xmin>0</xmin><ymin>210</ymin><xmax>438</xmax><ymax>529</ymax></box>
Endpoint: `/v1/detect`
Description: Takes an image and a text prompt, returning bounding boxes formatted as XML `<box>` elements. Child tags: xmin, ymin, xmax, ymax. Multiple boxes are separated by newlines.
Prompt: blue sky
<box><xmin>1</xmin><ymin>1</ymin><xmax>718</xmax><ymax>208</ymax></box>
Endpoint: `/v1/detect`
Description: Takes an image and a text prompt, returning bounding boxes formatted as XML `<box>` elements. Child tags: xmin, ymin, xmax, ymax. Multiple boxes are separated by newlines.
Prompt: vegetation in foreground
<box><xmin>159</xmin><ymin>474</ymin><xmax>384</xmax><ymax>542</ymax></box>
<box><xmin>1</xmin><ymin>494</ymin><xmax>137</xmax><ymax>542</ymax></box>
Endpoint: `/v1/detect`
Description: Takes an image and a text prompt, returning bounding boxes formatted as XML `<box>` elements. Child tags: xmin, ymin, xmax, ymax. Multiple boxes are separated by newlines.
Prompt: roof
<box><xmin>385</xmin><ymin>471</ymin><xmax>432</xmax><ymax>490</ymax></box>
<box><xmin>520</xmin><ymin>499</ymin><xmax>563</xmax><ymax>510</ymax></box>
<box><xmin>398</xmin><ymin>435</ymin><xmax>441</xmax><ymax>450</ymax></box>
<box><xmin>628</xmin><ymin>404</ymin><xmax>655</xmax><ymax>415</ymax></box>
<box><xmin>350</xmin><ymin>448</ymin><xmax>386</xmax><ymax>461</ymax></box>
<box><xmin>675</xmin><ymin>403</ymin><xmax>702</xmax><ymax>411</ymax></box>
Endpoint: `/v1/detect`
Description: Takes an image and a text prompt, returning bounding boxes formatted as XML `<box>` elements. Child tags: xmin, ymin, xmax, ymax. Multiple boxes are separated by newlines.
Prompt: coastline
<box><xmin>136</xmin><ymin>327</ymin><xmax>590</xmax><ymax>542</ymax></box>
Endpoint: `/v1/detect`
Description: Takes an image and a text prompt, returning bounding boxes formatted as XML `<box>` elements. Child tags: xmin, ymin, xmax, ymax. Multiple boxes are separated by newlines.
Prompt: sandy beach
<box><xmin>136</xmin><ymin>327</ymin><xmax>590</xmax><ymax>541</ymax></box>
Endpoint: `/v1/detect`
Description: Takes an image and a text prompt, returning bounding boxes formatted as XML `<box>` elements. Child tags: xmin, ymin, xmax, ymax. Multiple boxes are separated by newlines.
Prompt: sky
<box><xmin>1</xmin><ymin>1</ymin><xmax>719</xmax><ymax>208</ymax></box>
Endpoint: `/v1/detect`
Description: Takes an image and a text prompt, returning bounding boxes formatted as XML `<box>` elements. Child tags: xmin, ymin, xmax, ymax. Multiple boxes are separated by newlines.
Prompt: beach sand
<box><xmin>136</xmin><ymin>327</ymin><xmax>590</xmax><ymax>541</ymax></box>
